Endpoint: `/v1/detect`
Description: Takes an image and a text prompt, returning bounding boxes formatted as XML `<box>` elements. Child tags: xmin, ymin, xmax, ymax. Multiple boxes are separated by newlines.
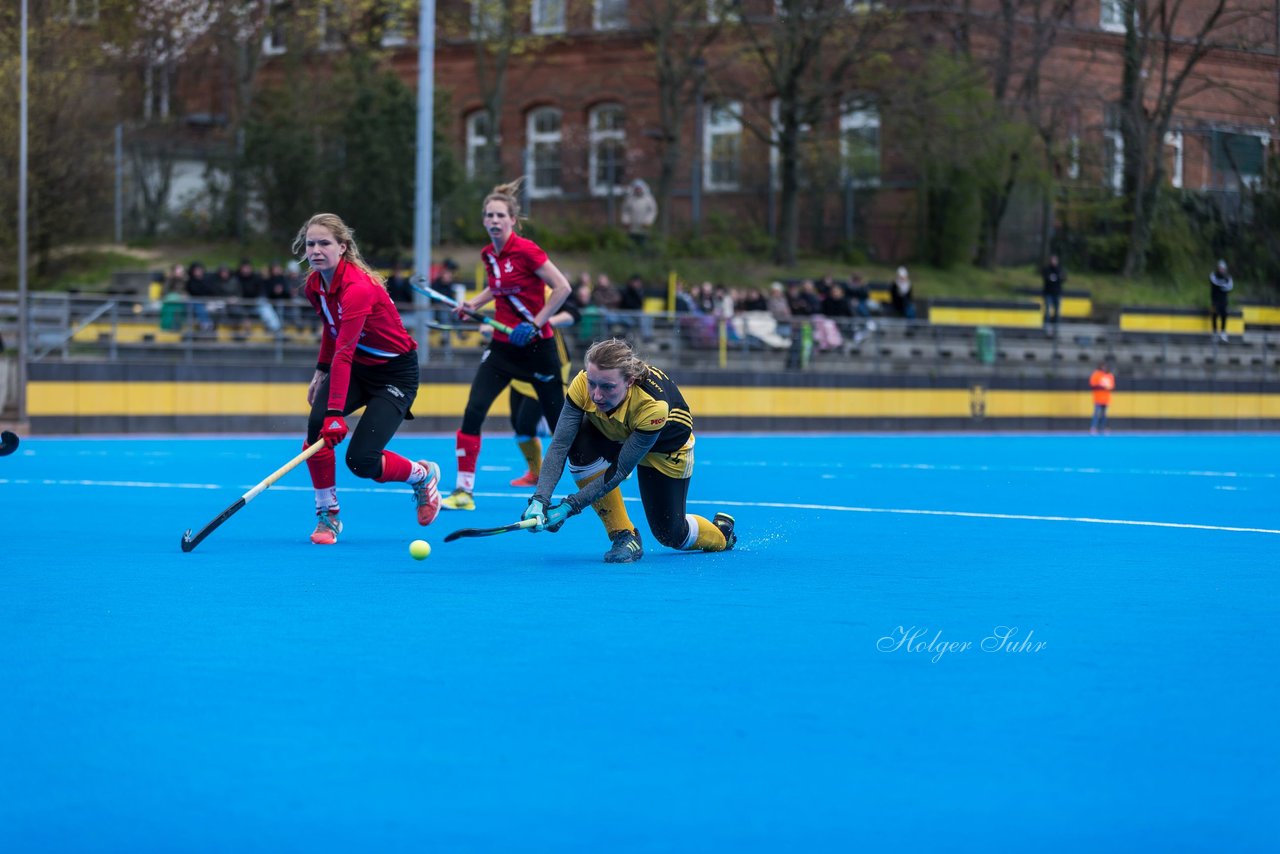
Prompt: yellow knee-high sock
<box><xmin>517</xmin><ymin>437</ymin><xmax>542</xmax><ymax>476</ymax></box>
<box><xmin>577</xmin><ymin>471</ymin><xmax>635</xmax><ymax>536</ymax></box>
<box><xmin>691</xmin><ymin>515</ymin><xmax>728</xmax><ymax>551</ymax></box>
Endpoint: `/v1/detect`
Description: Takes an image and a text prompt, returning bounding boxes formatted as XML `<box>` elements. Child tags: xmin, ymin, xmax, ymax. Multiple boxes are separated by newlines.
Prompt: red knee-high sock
<box><xmin>306</xmin><ymin>442</ymin><xmax>336</xmax><ymax>489</ymax></box>
<box><xmin>376</xmin><ymin>450</ymin><xmax>413</xmax><ymax>483</ymax></box>
<box><xmin>455</xmin><ymin>430</ymin><xmax>481</xmax><ymax>492</ymax></box>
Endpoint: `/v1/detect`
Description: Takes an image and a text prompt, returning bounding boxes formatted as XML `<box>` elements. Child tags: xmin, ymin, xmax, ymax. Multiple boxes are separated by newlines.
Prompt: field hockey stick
<box><xmin>422</xmin><ymin>317</ymin><xmax>484</xmax><ymax>333</ymax></box>
<box><xmin>408</xmin><ymin>278</ymin><xmax>515</xmax><ymax>335</ymax></box>
<box><xmin>443</xmin><ymin>517</ymin><xmax>540</xmax><ymax>543</ymax></box>
<box><xmin>180</xmin><ymin>439</ymin><xmax>326</xmax><ymax>553</ymax></box>
<box><xmin>0</xmin><ymin>430</ymin><xmax>20</xmax><ymax>456</ymax></box>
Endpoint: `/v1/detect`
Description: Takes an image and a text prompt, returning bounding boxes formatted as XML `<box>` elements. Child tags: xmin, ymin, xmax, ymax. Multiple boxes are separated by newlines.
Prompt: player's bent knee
<box><xmin>650</xmin><ymin>520</ymin><xmax>688</xmax><ymax>550</ymax></box>
<box><xmin>346</xmin><ymin>450</ymin><xmax>383</xmax><ymax>480</ymax></box>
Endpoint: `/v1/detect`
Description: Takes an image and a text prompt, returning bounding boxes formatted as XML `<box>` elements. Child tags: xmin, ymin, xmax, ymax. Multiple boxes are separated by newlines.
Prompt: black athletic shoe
<box><xmin>603</xmin><ymin>528</ymin><xmax>644</xmax><ymax>564</ymax></box>
<box><xmin>712</xmin><ymin>512</ymin><xmax>737</xmax><ymax>550</ymax></box>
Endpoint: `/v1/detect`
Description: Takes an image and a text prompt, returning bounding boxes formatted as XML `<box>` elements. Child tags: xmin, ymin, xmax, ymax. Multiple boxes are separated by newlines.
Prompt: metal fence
<box><xmin>3</xmin><ymin>291</ymin><xmax>1278</xmax><ymax>394</ymax></box>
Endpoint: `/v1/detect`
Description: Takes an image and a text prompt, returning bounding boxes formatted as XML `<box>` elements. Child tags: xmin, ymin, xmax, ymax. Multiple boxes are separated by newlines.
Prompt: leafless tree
<box><xmin>728</xmin><ymin>0</ymin><xmax>892</xmax><ymax>265</ymax></box>
<box><xmin>631</xmin><ymin>0</ymin><xmax>728</xmax><ymax>240</ymax></box>
<box><xmin>0</xmin><ymin>3</ymin><xmax>116</xmax><ymax>277</ymax></box>
<box><xmin>1116</xmin><ymin>0</ymin><xmax>1269</xmax><ymax>276</ymax></box>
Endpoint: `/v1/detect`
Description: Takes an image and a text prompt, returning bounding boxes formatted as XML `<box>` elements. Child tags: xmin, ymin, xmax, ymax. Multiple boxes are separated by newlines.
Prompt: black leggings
<box><xmin>568</xmin><ymin>420</ymin><xmax>692</xmax><ymax>549</ymax></box>
<box><xmin>307</xmin><ymin>353</ymin><xmax>418</xmax><ymax>480</ymax></box>
<box><xmin>461</xmin><ymin>338</ymin><xmax>563</xmax><ymax>436</ymax></box>
<box><xmin>509</xmin><ymin>390</ymin><xmax>543</xmax><ymax>437</ymax></box>
<box><xmin>1211</xmin><ymin>289</ymin><xmax>1229</xmax><ymax>332</ymax></box>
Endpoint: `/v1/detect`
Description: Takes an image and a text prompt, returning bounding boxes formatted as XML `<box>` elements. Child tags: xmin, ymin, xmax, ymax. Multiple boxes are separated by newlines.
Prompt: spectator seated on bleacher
<box><xmin>734</xmin><ymin>311</ymin><xmax>791</xmax><ymax>350</ymax></box>
<box><xmin>159</xmin><ymin>282</ymin><xmax>187</xmax><ymax>332</ymax></box>
<box><xmin>740</xmin><ymin>288</ymin><xmax>769</xmax><ymax>313</ymax></box>
<box><xmin>846</xmin><ymin>273</ymin><xmax>873</xmax><ymax>317</ymax></box>
<box><xmin>668</xmin><ymin>283</ymin><xmax>742</xmax><ymax>349</ymax></box>
<box><xmin>184</xmin><ymin>261</ymin><xmax>217</xmax><ymax>333</ymax></box>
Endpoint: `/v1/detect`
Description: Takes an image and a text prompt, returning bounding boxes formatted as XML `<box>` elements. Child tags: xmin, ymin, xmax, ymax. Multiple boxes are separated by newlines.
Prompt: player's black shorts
<box><xmin>482</xmin><ymin>336</ymin><xmax>563</xmax><ymax>385</ymax></box>
<box><xmin>342</xmin><ymin>350</ymin><xmax>419</xmax><ymax>419</ymax></box>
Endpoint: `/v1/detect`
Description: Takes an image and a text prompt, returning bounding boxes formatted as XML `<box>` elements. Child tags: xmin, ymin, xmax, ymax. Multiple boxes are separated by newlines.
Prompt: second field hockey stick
<box><xmin>181</xmin><ymin>439</ymin><xmax>326</xmax><ymax>553</ymax></box>
<box><xmin>443</xmin><ymin>517</ymin><xmax>540</xmax><ymax>543</ymax></box>
<box><xmin>0</xmin><ymin>430</ymin><xmax>19</xmax><ymax>457</ymax></box>
<box><xmin>409</xmin><ymin>278</ymin><xmax>515</xmax><ymax>335</ymax></box>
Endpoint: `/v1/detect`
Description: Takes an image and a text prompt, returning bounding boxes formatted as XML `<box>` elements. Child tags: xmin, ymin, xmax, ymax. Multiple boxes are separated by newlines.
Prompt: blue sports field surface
<box><xmin>2</xmin><ymin>433</ymin><xmax>1277</xmax><ymax>851</ymax></box>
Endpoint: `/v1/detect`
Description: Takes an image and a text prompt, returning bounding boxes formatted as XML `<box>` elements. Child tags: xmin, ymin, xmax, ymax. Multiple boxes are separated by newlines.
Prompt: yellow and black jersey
<box><xmin>566</xmin><ymin>365</ymin><xmax>695</xmax><ymax>470</ymax></box>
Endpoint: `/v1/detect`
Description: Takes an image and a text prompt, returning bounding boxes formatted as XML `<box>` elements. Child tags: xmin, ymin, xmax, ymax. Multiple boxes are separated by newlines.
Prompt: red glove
<box><xmin>319</xmin><ymin>413</ymin><xmax>348</xmax><ymax>447</ymax></box>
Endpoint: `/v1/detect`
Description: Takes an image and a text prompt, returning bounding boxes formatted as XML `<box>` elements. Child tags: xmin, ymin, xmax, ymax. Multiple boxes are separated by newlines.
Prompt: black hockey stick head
<box><xmin>0</xmin><ymin>430</ymin><xmax>19</xmax><ymax>456</ymax></box>
<box><xmin>443</xmin><ymin>518</ymin><xmax>539</xmax><ymax>543</ymax></box>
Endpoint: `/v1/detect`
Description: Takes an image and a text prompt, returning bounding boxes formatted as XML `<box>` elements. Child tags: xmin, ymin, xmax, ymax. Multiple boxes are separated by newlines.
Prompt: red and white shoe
<box><xmin>509</xmin><ymin>470</ymin><xmax>539</xmax><ymax>487</ymax></box>
<box><xmin>412</xmin><ymin>461</ymin><xmax>442</xmax><ymax>526</ymax></box>
<box><xmin>311</xmin><ymin>510</ymin><xmax>342</xmax><ymax>545</ymax></box>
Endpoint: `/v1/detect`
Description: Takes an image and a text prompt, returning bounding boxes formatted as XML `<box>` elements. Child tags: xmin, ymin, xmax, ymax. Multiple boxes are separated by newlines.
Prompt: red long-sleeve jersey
<box><xmin>481</xmin><ymin>233</ymin><xmax>552</xmax><ymax>343</ymax></box>
<box><xmin>305</xmin><ymin>259</ymin><xmax>416</xmax><ymax>412</ymax></box>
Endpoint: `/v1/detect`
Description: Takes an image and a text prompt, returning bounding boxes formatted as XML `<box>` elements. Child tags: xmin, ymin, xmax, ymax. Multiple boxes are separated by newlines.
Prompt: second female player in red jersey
<box><xmin>295</xmin><ymin>212</ymin><xmax>442</xmax><ymax>545</ymax></box>
<box><xmin>440</xmin><ymin>178</ymin><xmax>573</xmax><ymax>511</ymax></box>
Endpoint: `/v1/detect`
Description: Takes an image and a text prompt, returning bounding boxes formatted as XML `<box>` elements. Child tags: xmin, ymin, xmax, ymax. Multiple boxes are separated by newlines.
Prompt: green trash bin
<box><xmin>976</xmin><ymin>326</ymin><xmax>997</xmax><ymax>364</ymax></box>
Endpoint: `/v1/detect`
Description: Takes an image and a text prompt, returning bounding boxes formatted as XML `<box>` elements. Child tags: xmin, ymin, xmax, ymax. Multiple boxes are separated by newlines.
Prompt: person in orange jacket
<box><xmin>1089</xmin><ymin>360</ymin><xmax>1116</xmax><ymax>435</ymax></box>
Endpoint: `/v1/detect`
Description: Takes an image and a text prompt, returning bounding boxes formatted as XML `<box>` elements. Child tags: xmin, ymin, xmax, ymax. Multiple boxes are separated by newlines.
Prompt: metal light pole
<box><xmin>412</xmin><ymin>0</ymin><xmax>437</xmax><ymax>361</ymax></box>
<box><xmin>17</xmin><ymin>0</ymin><xmax>29</xmax><ymax>424</ymax></box>
<box><xmin>114</xmin><ymin>123</ymin><xmax>124</xmax><ymax>244</ymax></box>
<box><xmin>691</xmin><ymin>59</ymin><xmax>705</xmax><ymax>235</ymax></box>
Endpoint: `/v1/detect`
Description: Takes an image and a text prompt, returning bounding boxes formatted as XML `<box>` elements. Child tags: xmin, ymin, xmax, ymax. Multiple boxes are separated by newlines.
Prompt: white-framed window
<box><xmin>143</xmin><ymin>62</ymin><xmax>171</xmax><ymax>121</ymax></box>
<box><xmin>595</xmin><ymin>0</ymin><xmax>628</xmax><ymax>30</ymax></box>
<box><xmin>527</xmin><ymin>107</ymin><xmax>564</xmax><ymax>197</ymax></box>
<box><xmin>263</xmin><ymin>26</ymin><xmax>287</xmax><ymax>55</ymax></box>
<box><xmin>1211</xmin><ymin>130</ymin><xmax>1269</xmax><ymax>190</ymax></box>
<box><xmin>466</xmin><ymin>110</ymin><xmax>494</xmax><ymax>180</ymax></box>
<box><xmin>532</xmin><ymin>0</ymin><xmax>566</xmax><ymax>35</ymax></box>
<box><xmin>704</xmin><ymin>101</ymin><xmax>742</xmax><ymax>191</ymax></box>
<box><xmin>472</xmin><ymin>0</ymin><xmax>503</xmax><ymax>39</ymax></box>
<box><xmin>775</xmin><ymin>0</ymin><xmax>881</xmax><ymax>16</ymax></box>
<box><xmin>1067</xmin><ymin>133</ymin><xmax>1081</xmax><ymax>180</ymax></box>
<box><xmin>1164</xmin><ymin>131</ymin><xmax>1183</xmax><ymax>189</ymax></box>
<box><xmin>1104</xmin><ymin>109</ymin><xmax>1124</xmax><ymax>195</ymax></box>
<box><xmin>840</xmin><ymin>101</ymin><xmax>881</xmax><ymax>188</ymax></box>
<box><xmin>380</xmin><ymin>9</ymin><xmax>409</xmax><ymax>47</ymax></box>
<box><xmin>1100</xmin><ymin>0</ymin><xmax>1126</xmax><ymax>33</ymax></box>
<box><xmin>53</xmin><ymin>0</ymin><xmax>99</xmax><ymax>24</ymax></box>
<box><xmin>589</xmin><ymin>104</ymin><xmax>627</xmax><ymax>196</ymax></box>
<box><xmin>317</xmin><ymin>6</ymin><xmax>344</xmax><ymax>51</ymax></box>
<box><xmin>262</xmin><ymin>2</ymin><xmax>288</xmax><ymax>55</ymax></box>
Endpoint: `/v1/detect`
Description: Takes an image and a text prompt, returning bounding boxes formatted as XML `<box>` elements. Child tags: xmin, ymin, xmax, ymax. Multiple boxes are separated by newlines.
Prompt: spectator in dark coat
<box><xmin>1041</xmin><ymin>254</ymin><xmax>1065</xmax><ymax>335</ymax></box>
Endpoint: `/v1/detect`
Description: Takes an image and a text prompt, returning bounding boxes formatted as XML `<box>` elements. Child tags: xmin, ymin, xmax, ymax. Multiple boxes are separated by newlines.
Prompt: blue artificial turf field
<box><xmin>1</xmin><ymin>433</ymin><xmax>1277</xmax><ymax>851</ymax></box>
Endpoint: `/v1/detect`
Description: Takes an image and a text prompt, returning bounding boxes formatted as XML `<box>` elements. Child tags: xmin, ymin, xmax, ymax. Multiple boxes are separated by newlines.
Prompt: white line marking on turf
<box><xmin>5</xmin><ymin>481</ymin><xmax>1277</xmax><ymax>536</ymax></box>
<box><xmin>713</xmin><ymin>461</ymin><xmax>1276</xmax><ymax>479</ymax></box>
<box><xmin>703</xmin><ymin>500</ymin><xmax>1280</xmax><ymax>536</ymax></box>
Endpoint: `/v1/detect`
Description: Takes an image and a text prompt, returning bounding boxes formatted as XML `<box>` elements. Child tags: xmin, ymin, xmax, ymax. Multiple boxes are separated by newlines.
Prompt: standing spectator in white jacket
<box><xmin>620</xmin><ymin>179</ymin><xmax>658</xmax><ymax>251</ymax></box>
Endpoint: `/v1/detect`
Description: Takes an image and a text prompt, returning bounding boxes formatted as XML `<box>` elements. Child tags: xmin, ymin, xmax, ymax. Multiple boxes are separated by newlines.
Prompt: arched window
<box><xmin>532</xmin><ymin>0</ymin><xmax>566</xmax><ymax>34</ymax></box>
<box><xmin>466</xmin><ymin>111</ymin><xmax>493</xmax><ymax>181</ymax></box>
<box><xmin>527</xmin><ymin>107</ymin><xmax>563</xmax><ymax>197</ymax></box>
<box><xmin>704</xmin><ymin>101</ymin><xmax>741</xmax><ymax>191</ymax></box>
<box><xmin>594</xmin><ymin>0</ymin><xmax>628</xmax><ymax>30</ymax></box>
<box><xmin>839</xmin><ymin>101</ymin><xmax>880</xmax><ymax>188</ymax></box>
<box><xmin>589</xmin><ymin>104</ymin><xmax>627</xmax><ymax>197</ymax></box>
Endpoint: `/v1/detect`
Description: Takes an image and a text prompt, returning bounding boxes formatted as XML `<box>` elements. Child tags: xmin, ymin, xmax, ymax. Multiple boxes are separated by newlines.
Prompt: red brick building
<box><xmin>154</xmin><ymin>1</ymin><xmax>1280</xmax><ymax>261</ymax></box>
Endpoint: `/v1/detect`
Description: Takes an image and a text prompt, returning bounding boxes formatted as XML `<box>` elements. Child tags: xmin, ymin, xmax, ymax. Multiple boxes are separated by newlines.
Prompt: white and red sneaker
<box><xmin>311</xmin><ymin>510</ymin><xmax>342</xmax><ymax>545</ymax></box>
<box><xmin>412</xmin><ymin>461</ymin><xmax>442</xmax><ymax>526</ymax></box>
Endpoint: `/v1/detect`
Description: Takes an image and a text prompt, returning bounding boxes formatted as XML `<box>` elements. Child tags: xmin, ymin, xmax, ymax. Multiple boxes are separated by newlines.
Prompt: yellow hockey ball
<box><xmin>409</xmin><ymin>539</ymin><xmax>431</xmax><ymax>560</ymax></box>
